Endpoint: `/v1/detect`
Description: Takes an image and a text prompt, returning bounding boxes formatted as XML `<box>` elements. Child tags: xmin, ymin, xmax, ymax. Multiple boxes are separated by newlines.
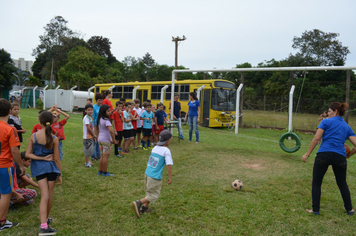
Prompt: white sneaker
<box><xmin>0</xmin><ymin>219</ymin><xmax>19</xmax><ymax>231</ymax></box>
<box><xmin>84</xmin><ymin>163</ymin><xmax>92</xmax><ymax>168</ymax></box>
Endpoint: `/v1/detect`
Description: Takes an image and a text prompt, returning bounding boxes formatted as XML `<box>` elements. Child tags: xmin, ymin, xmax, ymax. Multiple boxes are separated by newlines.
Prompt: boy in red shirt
<box><xmin>0</xmin><ymin>98</ymin><xmax>25</xmax><ymax>232</ymax></box>
<box><xmin>130</xmin><ymin>101</ymin><xmax>139</xmax><ymax>150</ymax></box>
<box><xmin>49</xmin><ymin>105</ymin><xmax>70</xmax><ymax>161</ymax></box>
<box><xmin>111</xmin><ymin>101</ymin><xmax>124</xmax><ymax>157</ymax></box>
<box><xmin>31</xmin><ymin>110</ymin><xmax>45</xmax><ymax>134</ymax></box>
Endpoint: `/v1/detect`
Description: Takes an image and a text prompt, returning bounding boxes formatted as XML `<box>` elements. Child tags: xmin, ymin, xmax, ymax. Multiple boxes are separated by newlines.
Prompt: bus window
<box><xmin>211</xmin><ymin>89</ymin><xmax>236</xmax><ymax>111</ymax></box>
<box><xmin>112</xmin><ymin>86</ymin><xmax>122</xmax><ymax>99</ymax></box>
<box><xmin>165</xmin><ymin>85</ymin><xmax>179</xmax><ymax>100</ymax></box>
<box><xmin>180</xmin><ymin>84</ymin><xmax>190</xmax><ymax>101</ymax></box>
<box><xmin>96</xmin><ymin>87</ymin><xmax>100</xmax><ymax>93</ymax></box>
<box><xmin>151</xmin><ymin>85</ymin><xmax>164</xmax><ymax>100</ymax></box>
<box><xmin>123</xmin><ymin>86</ymin><xmax>134</xmax><ymax>99</ymax></box>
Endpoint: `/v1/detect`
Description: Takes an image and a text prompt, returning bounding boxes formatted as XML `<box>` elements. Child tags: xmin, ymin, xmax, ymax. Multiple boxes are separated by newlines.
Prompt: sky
<box><xmin>1</xmin><ymin>0</ymin><xmax>356</xmax><ymax>70</ymax></box>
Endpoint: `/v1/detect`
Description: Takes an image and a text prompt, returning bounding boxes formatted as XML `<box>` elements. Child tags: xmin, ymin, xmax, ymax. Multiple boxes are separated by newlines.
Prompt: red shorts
<box><xmin>155</xmin><ymin>125</ymin><xmax>164</xmax><ymax>134</ymax></box>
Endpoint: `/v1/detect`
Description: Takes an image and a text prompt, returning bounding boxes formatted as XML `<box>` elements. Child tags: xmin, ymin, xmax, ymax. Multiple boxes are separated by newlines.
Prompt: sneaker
<box><xmin>134</xmin><ymin>147</ymin><xmax>138</xmax><ymax>150</ymax></box>
<box><xmin>103</xmin><ymin>172</ymin><xmax>114</xmax><ymax>177</ymax></box>
<box><xmin>121</xmin><ymin>151</ymin><xmax>129</xmax><ymax>155</ymax></box>
<box><xmin>47</xmin><ymin>217</ymin><xmax>53</xmax><ymax>225</ymax></box>
<box><xmin>142</xmin><ymin>147</ymin><xmax>148</xmax><ymax>151</ymax></box>
<box><xmin>118</xmin><ymin>147</ymin><xmax>122</xmax><ymax>152</ymax></box>
<box><xmin>132</xmin><ymin>200</ymin><xmax>142</xmax><ymax>218</ymax></box>
<box><xmin>95</xmin><ymin>157</ymin><xmax>101</xmax><ymax>160</ymax></box>
<box><xmin>140</xmin><ymin>206</ymin><xmax>152</xmax><ymax>214</ymax></box>
<box><xmin>38</xmin><ymin>226</ymin><xmax>57</xmax><ymax>235</ymax></box>
<box><xmin>0</xmin><ymin>220</ymin><xmax>19</xmax><ymax>231</ymax></box>
<box><xmin>98</xmin><ymin>171</ymin><xmax>102</xmax><ymax>176</ymax></box>
<box><xmin>84</xmin><ymin>163</ymin><xmax>92</xmax><ymax>168</ymax></box>
<box><xmin>148</xmin><ymin>146</ymin><xmax>153</xmax><ymax>150</ymax></box>
<box><xmin>116</xmin><ymin>153</ymin><xmax>123</xmax><ymax>157</ymax></box>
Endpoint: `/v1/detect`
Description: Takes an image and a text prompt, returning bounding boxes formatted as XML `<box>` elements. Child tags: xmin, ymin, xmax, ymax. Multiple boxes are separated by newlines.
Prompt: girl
<box><xmin>185</xmin><ymin>92</ymin><xmax>201</xmax><ymax>143</ymax></box>
<box><xmin>102</xmin><ymin>90</ymin><xmax>114</xmax><ymax>113</ymax></box>
<box><xmin>25</xmin><ymin>111</ymin><xmax>62</xmax><ymax>235</ymax></box>
<box><xmin>8</xmin><ymin>103</ymin><xmax>26</xmax><ymax>148</ymax></box>
<box><xmin>302</xmin><ymin>102</ymin><xmax>356</xmax><ymax>215</ymax></box>
<box><xmin>95</xmin><ymin>105</ymin><xmax>116</xmax><ymax>177</ymax></box>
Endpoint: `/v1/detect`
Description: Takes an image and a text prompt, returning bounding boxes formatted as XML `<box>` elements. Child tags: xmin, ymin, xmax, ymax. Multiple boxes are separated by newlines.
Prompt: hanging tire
<box><xmin>279</xmin><ymin>132</ymin><xmax>301</xmax><ymax>153</ymax></box>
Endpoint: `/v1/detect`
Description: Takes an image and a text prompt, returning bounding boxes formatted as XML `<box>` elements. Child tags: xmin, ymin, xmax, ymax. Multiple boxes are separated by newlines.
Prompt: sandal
<box><xmin>306</xmin><ymin>209</ymin><xmax>319</xmax><ymax>215</ymax></box>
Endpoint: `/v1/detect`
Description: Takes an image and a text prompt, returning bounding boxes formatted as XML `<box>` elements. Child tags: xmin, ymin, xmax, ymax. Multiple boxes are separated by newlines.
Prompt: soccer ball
<box><xmin>232</xmin><ymin>179</ymin><xmax>243</xmax><ymax>190</ymax></box>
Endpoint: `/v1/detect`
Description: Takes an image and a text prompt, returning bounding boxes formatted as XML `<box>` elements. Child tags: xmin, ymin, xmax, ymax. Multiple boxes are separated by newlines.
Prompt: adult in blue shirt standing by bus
<box><xmin>185</xmin><ymin>92</ymin><xmax>200</xmax><ymax>143</ymax></box>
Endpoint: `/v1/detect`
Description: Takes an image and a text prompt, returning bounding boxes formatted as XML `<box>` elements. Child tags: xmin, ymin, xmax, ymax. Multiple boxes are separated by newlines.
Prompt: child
<box><xmin>133</xmin><ymin>99</ymin><xmax>143</xmax><ymax>148</ymax></box>
<box><xmin>150</xmin><ymin>104</ymin><xmax>157</xmax><ymax>148</ymax></box>
<box><xmin>32</xmin><ymin>110</ymin><xmax>45</xmax><ymax>134</ymax></box>
<box><xmin>155</xmin><ymin>103</ymin><xmax>170</xmax><ymax>143</ymax></box>
<box><xmin>121</xmin><ymin>102</ymin><xmax>136</xmax><ymax>154</ymax></box>
<box><xmin>140</xmin><ymin>103</ymin><xmax>154</xmax><ymax>150</ymax></box>
<box><xmin>120</xmin><ymin>98</ymin><xmax>126</xmax><ymax>111</ymax></box>
<box><xmin>8</xmin><ymin>103</ymin><xmax>27</xmax><ymax>149</ymax></box>
<box><xmin>49</xmin><ymin>106</ymin><xmax>70</xmax><ymax>161</ymax></box>
<box><xmin>0</xmin><ymin>98</ymin><xmax>25</xmax><ymax>232</ymax></box>
<box><xmin>95</xmin><ymin>105</ymin><xmax>116</xmax><ymax>176</ymax></box>
<box><xmin>83</xmin><ymin>104</ymin><xmax>97</xmax><ymax>168</ymax></box>
<box><xmin>130</xmin><ymin>101</ymin><xmax>139</xmax><ymax>150</ymax></box>
<box><xmin>132</xmin><ymin>130</ymin><xmax>173</xmax><ymax>218</ymax></box>
<box><xmin>111</xmin><ymin>101</ymin><xmax>124</xmax><ymax>157</ymax></box>
<box><xmin>87</xmin><ymin>98</ymin><xmax>92</xmax><ymax>104</ymax></box>
<box><xmin>92</xmin><ymin>93</ymin><xmax>104</xmax><ymax>161</ymax></box>
<box><xmin>25</xmin><ymin>111</ymin><xmax>62</xmax><ymax>235</ymax></box>
<box><xmin>15</xmin><ymin>152</ymin><xmax>39</xmax><ymax>189</ymax></box>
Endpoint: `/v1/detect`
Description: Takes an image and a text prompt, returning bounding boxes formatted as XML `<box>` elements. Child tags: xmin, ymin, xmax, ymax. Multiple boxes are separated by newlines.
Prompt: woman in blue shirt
<box><xmin>302</xmin><ymin>102</ymin><xmax>356</xmax><ymax>215</ymax></box>
<box><xmin>185</xmin><ymin>92</ymin><xmax>200</xmax><ymax>143</ymax></box>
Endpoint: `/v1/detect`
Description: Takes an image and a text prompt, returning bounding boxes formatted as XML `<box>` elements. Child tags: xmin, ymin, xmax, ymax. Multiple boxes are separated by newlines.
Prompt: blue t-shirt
<box><xmin>145</xmin><ymin>146</ymin><xmax>173</xmax><ymax>180</ymax></box>
<box><xmin>141</xmin><ymin>110</ymin><xmax>154</xmax><ymax>129</ymax></box>
<box><xmin>123</xmin><ymin>111</ymin><xmax>133</xmax><ymax>130</ymax></box>
<box><xmin>317</xmin><ymin>116</ymin><xmax>355</xmax><ymax>157</ymax></box>
<box><xmin>173</xmin><ymin>101</ymin><xmax>181</xmax><ymax>118</ymax></box>
<box><xmin>155</xmin><ymin>110</ymin><xmax>167</xmax><ymax>126</ymax></box>
<box><xmin>188</xmin><ymin>100</ymin><xmax>200</xmax><ymax>117</ymax></box>
<box><xmin>93</xmin><ymin>104</ymin><xmax>100</xmax><ymax>127</ymax></box>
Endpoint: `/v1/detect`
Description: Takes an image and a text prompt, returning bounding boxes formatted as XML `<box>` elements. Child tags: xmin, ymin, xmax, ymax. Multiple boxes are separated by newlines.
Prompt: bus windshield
<box><xmin>211</xmin><ymin>88</ymin><xmax>236</xmax><ymax>111</ymax></box>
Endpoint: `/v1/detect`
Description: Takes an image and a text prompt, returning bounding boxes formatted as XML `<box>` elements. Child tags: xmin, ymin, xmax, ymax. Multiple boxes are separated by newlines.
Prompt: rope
<box><xmin>294</xmin><ymin>71</ymin><xmax>306</xmax><ymax>117</ymax></box>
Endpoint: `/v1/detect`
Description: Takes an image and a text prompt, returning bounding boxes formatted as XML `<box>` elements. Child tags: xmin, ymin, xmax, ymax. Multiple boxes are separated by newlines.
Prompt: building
<box><xmin>12</xmin><ymin>58</ymin><xmax>33</xmax><ymax>75</ymax></box>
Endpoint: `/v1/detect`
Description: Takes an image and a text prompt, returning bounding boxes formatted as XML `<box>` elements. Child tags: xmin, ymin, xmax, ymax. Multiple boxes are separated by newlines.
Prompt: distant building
<box><xmin>12</xmin><ymin>58</ymin><xmax>33</xmax><ymax>75</ymax></box>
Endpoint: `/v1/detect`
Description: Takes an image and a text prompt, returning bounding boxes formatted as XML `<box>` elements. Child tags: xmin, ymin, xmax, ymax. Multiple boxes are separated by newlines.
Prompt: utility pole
<box><xmin>172</xmin><ymin>35</ymin><xmax>186</xmax><ymax>80</ymax></box>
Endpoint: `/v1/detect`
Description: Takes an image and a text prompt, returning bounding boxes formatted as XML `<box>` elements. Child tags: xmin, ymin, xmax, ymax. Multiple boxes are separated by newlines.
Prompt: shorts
<box><xmin>115</xmin><ymin>131</ymin><xmax>123</xmax><ymax>141</ymax></box>
<box><xmin>136</xmin><ymin>127</ymin><xmax>142</xmax><ymax>134</ymax></box>
<box><xmin>0</xmin><ymin>167</ymin><xmax>14</xmax><ymax>194</ymax></box>
<box><xmin>83</xmin><ymin>138</ymin><xmax>94</xmax><ymax>156</ymax></box>
<box><xmin>143</xmin><ymin>128</ymin><xmax>152</xmax><ymax>137</ymax></box>
<box><xmin>99</xmin><ymin>142</ymin><xmax>112</xmax><ymax>155</ymax></box>
<box><xmin>155</xmin><ymin>125</ymin><xmax>164</xmax><ymax>134</ymax></box>
<box><xmin>17</xmin><ymin>174</ymin><xmax>30</xmax><ymax>185</ymax></box>
<box><xmin>152</xmin><ymin>125</ymin><xmax>156</xmax><ymax>134</ymax></box>
<box><xmin>144</xmin><ymin>175</ymin><xmax>162</xmax><ymax>204</ymax></box>
<box><xmin>36</xmin><ymin>172</ymin><xmax>59</xmax><ymax>182</ymax></box>
<box><xmin>123</xmin><ymin>129</ymin><xmax>134</xmax><ymax>139</ymax></box>
<box><xmin>132</xmin><ymin>129</ymin><xmax>137</xmax><ymax>137</ymax></box>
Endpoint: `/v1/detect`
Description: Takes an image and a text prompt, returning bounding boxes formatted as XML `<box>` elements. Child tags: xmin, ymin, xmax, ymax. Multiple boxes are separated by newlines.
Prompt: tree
<box><xmin>292</xmin><ymin>29</ymin><xmax>350</xmax><ymax>66</ymax></box>
<box><xmin>141</xmin><ymin>52</ymin><xmax>155</xmax><ymax>81</ymax></box>
<box><xmin>0</xmin><ymin>49</ymin><xmax>17</xmax><ymax>89</ymax></box>
<box><xmin>13</xmin><ymin>70</ymin><xmax>30</xmax><ymax>86</ymax></box>
<box><xmin>87</xmin><ymin>36</ymin><xmax>117</xmax><ymax>64</ymax></box>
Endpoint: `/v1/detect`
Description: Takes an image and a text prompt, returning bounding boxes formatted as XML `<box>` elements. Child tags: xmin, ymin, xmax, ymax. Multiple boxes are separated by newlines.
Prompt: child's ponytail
<box><xmin>39</xmin><ymin>111</ymin><xmax>54</xmax><ymax>149</ymax></box>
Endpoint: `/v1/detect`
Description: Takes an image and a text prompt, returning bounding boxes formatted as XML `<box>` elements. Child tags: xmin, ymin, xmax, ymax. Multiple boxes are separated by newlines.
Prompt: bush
<box><xmin>36</xmin><ymin>99</ymin><xmax>43</xmax><ymax>109</ymax></box>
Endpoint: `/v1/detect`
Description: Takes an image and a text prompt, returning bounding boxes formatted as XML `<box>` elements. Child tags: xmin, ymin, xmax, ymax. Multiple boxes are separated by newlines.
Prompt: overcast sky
<box><xmin>1</xmin><ymin>0</ymin><xmax>356</xmax><ymax>70</ymax></box>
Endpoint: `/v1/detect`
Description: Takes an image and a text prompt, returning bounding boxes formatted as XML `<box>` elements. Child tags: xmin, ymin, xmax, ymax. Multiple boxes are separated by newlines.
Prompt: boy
<box><xmin>31</xmin><ymin>110</ymin><xmax>45</xmax><ymax>134</ymax></box>
<box><xmin>83</xmin><ymin>104</ymin><xmax>96</xmax><ymax>167</ymax></box>
<box><xmin>49</xmin><ymin>105</ymin><xmax>70</xmax><ymax>161</ymax></box>
<box><xmin>87</xmin><ymin>98</ymin><xmax>92</xmax><ymax>104</ymax></box>
<box><xmin>129</xmin><ymin>101</ymin><xmax>139</xmax><ymax>150</ymax></box>
<box><xmin>120</xmin><ymin>98</ymin><xmax>126</xmax><ymax>111</ymax></box>
<box><xmin>92</xmin><ymin>93</ymin><xmax>104</xmax><ymax>160</ymax></box>
<box><xmin>140</xmin><ymin>103</ymin><xmax>154</xmax><ymax>150</ymax></box>
<box><xmin>150</xmin><ymin>104</ymin><xmax>157</xmax><ymax>148</ymax></box>
<box><xmin>122</xmin><ymin>102</ymin><xmax>136</xmax><ymax>154</ymax></box>
<box><xmin>132</xmin><ymin>130</ymin><xmax>173</xmax><ymax>218</ymax></box>
<box><xmin>0</xmin><ymin>98</ymin><xmax>25</xmax><ymax>232</ymax></box>
<box><xmin>133</xmin><ymin>99</ymin><xmax>143</xmax><ymax>148</ymax></box>
<box><xmin>111</xmin><ymin>101</ymin><xmax>124</xmax><ymax>157</ymax></box>
<box><xmin>155</xmin><ymin>103</ymin><xmax>170</xmax><ymax>144</ymax></box>
<box><xmin>15</xmin><ymin>152</ymin><xmax>39</xmax><ymax>189</ymax></box>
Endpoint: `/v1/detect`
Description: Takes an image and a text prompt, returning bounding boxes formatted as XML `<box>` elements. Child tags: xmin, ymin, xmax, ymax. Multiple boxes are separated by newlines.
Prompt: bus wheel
<box><xmin>279</xmin><ymin>132</ymin><xmax>301</xmax><ymax>153</ymax></box>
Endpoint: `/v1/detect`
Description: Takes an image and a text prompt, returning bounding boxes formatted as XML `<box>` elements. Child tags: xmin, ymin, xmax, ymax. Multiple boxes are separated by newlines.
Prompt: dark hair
<box><xmin>95</xmin><ymin>93</ymin><xmax>104</xmax><ymax>100</ymax></box>
<box><xmin>329</xmin><ymin>102</ymin><xmax>348</xmax><ymax>116</ymax></box>
<box><xmin>11</xmin><ymin>103</ymin><xmax>20</xmax><ymax>109</ymax></box>
<box><xmin>120</xmin><ymin>98</ymin><xmax>126</xmax><ymax>102</ymax></box>
<box><xmin>83</xmin><ymin>104</ymin><xmax>93</xmax><ymax>118</ymax></box>
<box><xmin>134</xmin><ymin>99</ymin><xmax>140</xmax><ymax>104</ymax></box>
<box><xmin>39</xmin><ymin>111</ymin><xmax>54</xmax><ymax>149</ymax></box>
<box><xmin>104</xmin><ymin>90</ymin><xmax>112</xmax><ymax>97</ymax></box>
<box><xmin>157</xmin><ymin>102</ymin><xmax>163</xmax><ymax>108</ymax></box>
<box><xmin>87</xmin><ymin>98</ymin><xmax>93</xmax><ymax>102</ymax></box>
<box><xmin>0</xmin><ymin>98</ymin><xmax>11</xmax><ymax>117</ymax></box>
<box><xmin>142</xmin><ymin>102</ymin><xmax>148</xmax><ymax>108</ymax></box>
<box><xmin>125</xmin><ymin>102</ymin><xmax>131</xmax><ymax>107</ymax></box>
<box><xmin>146</xmin><ymin>103</ymin><xmax>152</xmax><ymax>107</ymax></box>
<box><xmin>189</xmin><ymin>92</ymin><xmax>198</xmax><ymax>101</ymax></box>
<box><xmin>21</xmin><ymin>151</ymin><xmax>30</xmax><ymax>161</ymax></box>
<box><xmin>116</xmin><ymin>101</ymin><xmax>123</xmax><ymax>106</ymax></box>
<box><xmin>97</xmin><ymin>105</ymin><xmax>110</xmax><ymax>132</ymax></box>
<box><xmin>38</xmin><ymin>110</ymin><xmax>45</xmax><ymax>114</ymax></box>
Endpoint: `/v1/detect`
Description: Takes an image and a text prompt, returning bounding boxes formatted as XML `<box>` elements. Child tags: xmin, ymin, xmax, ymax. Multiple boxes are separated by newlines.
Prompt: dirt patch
<box><xmin>242</xmin><ymin>162</ymin><xmax>266</xmax><ymax>170</ymax></box>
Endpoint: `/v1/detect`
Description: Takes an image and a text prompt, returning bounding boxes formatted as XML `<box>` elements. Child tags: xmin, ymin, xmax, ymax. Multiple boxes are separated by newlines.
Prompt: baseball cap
<box><xmin>157</xmin><ymin>130</ymin><xmax>173</xmax><ymax>146</ymax></box>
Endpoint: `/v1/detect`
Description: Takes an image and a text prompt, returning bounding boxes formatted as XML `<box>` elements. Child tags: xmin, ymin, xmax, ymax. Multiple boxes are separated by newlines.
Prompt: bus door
<box><xmin>201</xmin><ymin>90</ymin><xmax>210</xmax><ymax>127</ymax></box>
<box><xmin>136</xmin><ymin>90</ymin><xmax>148</xmax><ymax>105</ymax></box>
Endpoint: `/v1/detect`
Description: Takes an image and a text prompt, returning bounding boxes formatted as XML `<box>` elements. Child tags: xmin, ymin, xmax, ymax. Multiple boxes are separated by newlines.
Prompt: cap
<box><xmin>156</xmin><ymin>130</ymin><xmax>173</xmax><ymax>146</ymax></box>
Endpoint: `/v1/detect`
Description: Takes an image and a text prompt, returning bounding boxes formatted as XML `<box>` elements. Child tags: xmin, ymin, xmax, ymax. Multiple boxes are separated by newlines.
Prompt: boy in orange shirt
<box><xmin>0</xmin><ymin>98</ymin><xmax>25</xmax><ymax>232</ymax></box>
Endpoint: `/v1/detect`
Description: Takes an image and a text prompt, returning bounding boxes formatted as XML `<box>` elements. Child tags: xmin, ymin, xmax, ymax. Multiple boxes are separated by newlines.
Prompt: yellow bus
<box><xmin>94</xmin><ymin>79</ymin><xmax>236</xmax><ymax>127</ymax></box>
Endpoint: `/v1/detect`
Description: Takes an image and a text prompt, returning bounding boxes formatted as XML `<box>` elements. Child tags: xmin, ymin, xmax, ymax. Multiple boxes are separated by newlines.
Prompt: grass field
<box><xmin>7</xmin><ymin>109</ymin><xmax>356</xmax><ymax>235</ymax></box>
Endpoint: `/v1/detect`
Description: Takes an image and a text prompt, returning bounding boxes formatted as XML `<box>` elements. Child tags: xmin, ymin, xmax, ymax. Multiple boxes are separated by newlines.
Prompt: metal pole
<box><xmin>170</xmin><ymin>71</ymin><xmax>176</xmax><ymax>122</ymax></box>
<box><xmin>54</xmin><ymin>85</ymin><xmax>60</xmax><ymax>106</ymax></box>
<box><xmin>234</xmin><ymin>84</ymin><xmax>243</xmax><ymax>134</ymax></box>
<box><xmin>33</xmin><ymin>86</ymin><xmax>38</xmax><ymax>108</ymax></box>
<box><xmin>196</xmin><ymin>85</ymin><xmax>206</xmax><ymax>101</ymax></box>
<box><xmin>160</xmin><ymin>85</ymin><xmax>169</xmax><ymax>103</ymax></box>
<box><xmin>88</xmin><ymin>86</ymin><xmax>95</xmax><ymax>99</ymax></box>
<box><xmin>288</xmin><ymin>85</ymin><xmax>295</xmax><ymax>132</ymax></box>
<box><xmin>345</xmin><ymin>70</ymin><xmax>351</xmax><ymax>124</ymax></box>
<box><xmin>70</xmin><ymin>86</ymin><xmax>77</xmax><ymax>113</ymax></box>
<box><xmin>133</xmin><ymin>85</ymin><xmax>140</xmax><ymax>100</ymax></box>
<box><xmin>43</xmin><ymin>85</ymin><xmax>48</xmax><ymax>110</ymax></box>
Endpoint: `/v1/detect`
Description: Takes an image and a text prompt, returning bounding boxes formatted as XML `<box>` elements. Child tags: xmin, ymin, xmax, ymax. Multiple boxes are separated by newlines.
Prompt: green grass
<box><xmin>8</xmin><ymin>108</ymin><xmax>356</xmax><ymax>235</ymax></box>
